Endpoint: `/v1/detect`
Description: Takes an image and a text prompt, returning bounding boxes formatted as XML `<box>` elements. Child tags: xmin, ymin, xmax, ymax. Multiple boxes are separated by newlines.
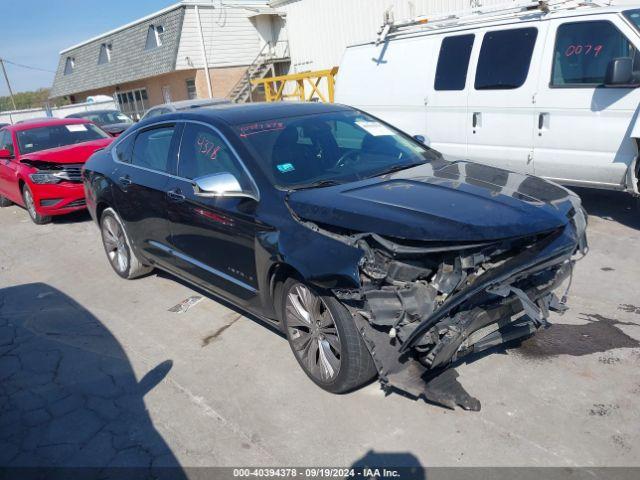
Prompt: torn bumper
<box><xmin>335</xmin><ymin>222</ymin><xmax>586</xmax><ymax>411</ymax></box>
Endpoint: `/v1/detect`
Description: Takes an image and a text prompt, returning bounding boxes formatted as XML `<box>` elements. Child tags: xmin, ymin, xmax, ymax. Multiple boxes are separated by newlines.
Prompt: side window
<box><xmin>178</xmin><ymin>123</ymin><xmax>251</xmax><ymax>189</ymax></box>
<box><xmin>552</xmin><ymin>21</ymin><xmax>639</xmax><ymax>86</ymax></box>
<box><xmin>131</xmin><ymin>126</ymin><xmax>175</xmax><ymax>173</ymax></box>
<box><xmin>0</xmin><ymin>131</ymin><xmax>14</xmax><ymax>156</ymax></box>
<box><xmin>435</xmin><ymin>34</ymin><xmax>475</xmax><ymax>90</ymax></box>
<box><xmin>475</xmin><ymin>27</ymin><xmax>538</xmax><ymax>90</ymax></box>
<box><xmin>114</xmin><ymin>133</ymin><xmax>135</xmax><ymax>163</ymax></box>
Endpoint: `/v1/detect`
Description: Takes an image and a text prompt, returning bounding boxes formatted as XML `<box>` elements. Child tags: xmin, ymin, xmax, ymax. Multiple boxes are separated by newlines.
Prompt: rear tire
<box><xmin>100</xmin><ymin>207</ymin><xmax>152</xmax><ymax>279</ymax></box>
<box><xmin>22</xmin><ymin>185</ymin><xmax>51</xmax><ymax>225</ymax></box>
<box><xmin>0</xmin><ymin>195</ymin><xmax>11</xmax><ymax>207</ymax></box>
<box><xmin>281</xmin><ymin>278</ymin><xmax>377</xmax><ymax>393</ymax></box>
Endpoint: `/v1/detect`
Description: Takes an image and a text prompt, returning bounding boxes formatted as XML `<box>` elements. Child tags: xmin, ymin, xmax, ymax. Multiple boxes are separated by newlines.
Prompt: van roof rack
<box><xmin>375</xmin><ymin>0</ymin><xmax>607</xmax><ymax>44</ymax></box>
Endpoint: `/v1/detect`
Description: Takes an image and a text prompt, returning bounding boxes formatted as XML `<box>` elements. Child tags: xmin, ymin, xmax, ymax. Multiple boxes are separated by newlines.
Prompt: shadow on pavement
<box><xmin>350</xmin><ymin>450</ymin><xmax>424</xmax><ymax>479</ymax></box>
<box><xmin>572</xmin><ymin>187</ymin><xmax>640</xmax><ymax>230</ymax></box>
<box><xmin>0</xmin><ymin>283</ymin><xmax>186</xmax><ymax>478</ymax></box>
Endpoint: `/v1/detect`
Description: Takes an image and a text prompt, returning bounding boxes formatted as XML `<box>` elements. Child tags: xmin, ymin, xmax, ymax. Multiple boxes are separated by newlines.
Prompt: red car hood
<box><xmin>22</xmin><ymin>138</ymin><xmax>113</xmax><ymax>164</ymax></box>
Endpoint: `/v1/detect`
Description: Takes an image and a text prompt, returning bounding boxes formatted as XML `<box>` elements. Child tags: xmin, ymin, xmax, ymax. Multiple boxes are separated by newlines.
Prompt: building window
<box><xmin>98</xmin><ymin>43</ymin><xmax>112</xmax><ymax>65</ymax></box>
<box><xmin>186</xmin><ymin>78</ymin><xmax>197</xmax><ymax>100</ymax></box>
<box><xmin>475</xmin><ymin>28</ymin><xmax>538</xmax><ymax>90</ymax></box>
<box><xmin>145</xmin><ymin>25</ymin><xmax>164</xmax><ymax>50</ymax></box>
<box><xmin>64</xmin><ymin>57</ymin><xmax>75</xmax><ymax>75</ymax></box>
<box><xmin>116</xmin><ymin>87</ymin><xmax>149</xmax><ymax>120</ymax></box>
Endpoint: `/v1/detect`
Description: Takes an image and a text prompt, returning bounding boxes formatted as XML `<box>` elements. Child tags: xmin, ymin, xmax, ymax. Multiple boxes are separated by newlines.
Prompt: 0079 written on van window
<box><xmin>552</xmin><ymin>20</ymin><xmax>640</xmax><ymax>86</ymax></box>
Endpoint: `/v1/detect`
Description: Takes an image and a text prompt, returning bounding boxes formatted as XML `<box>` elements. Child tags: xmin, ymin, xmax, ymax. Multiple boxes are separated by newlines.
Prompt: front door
<box><xmin>165</xmin><ymin>121</ymin><xmax>262</xmax><ymax>306</ymax></box>
<box><xmin>111</xmin><ymin>123</ymin><xmax>180</xmax><ymax>265</ymax></box>
<box><xmin>0</xmin><ymin>130</ymin><xmax>20</xmax><ymax>203</ymax></box>
<box><xmin>532</xmin><ymin>15</ymin><xmax>640</xmax><ymax>189</ymax></box>
<box><xmin>465</xmin><ymin>24</ymin><xmax>547</xmax><ymax>174</ymax></box>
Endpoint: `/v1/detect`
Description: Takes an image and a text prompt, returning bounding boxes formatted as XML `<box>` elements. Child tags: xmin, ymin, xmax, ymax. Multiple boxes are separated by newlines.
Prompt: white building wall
<box><xmin>176</xmin><ymin>1</ymin><xmax>273</xmax><ymax>69</ymax></box>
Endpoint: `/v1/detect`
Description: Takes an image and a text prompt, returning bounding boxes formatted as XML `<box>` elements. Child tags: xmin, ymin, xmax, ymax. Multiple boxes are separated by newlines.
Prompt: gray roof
<box><xmin>50</xmin><ymin>6</ymin><xmax>185</xmax><ymax>98</ymax></box>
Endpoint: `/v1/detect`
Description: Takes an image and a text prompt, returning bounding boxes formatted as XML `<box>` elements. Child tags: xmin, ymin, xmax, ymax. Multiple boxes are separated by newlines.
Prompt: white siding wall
<box><xmin>176</xmin><ymin>2</ymin><xmax>272</xmax><ymax>69</ymax></box>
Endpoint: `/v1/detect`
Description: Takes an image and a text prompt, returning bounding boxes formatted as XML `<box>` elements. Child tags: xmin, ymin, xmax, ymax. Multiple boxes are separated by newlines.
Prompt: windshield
<box><xmin>17</xmin><ymin>123</ymin><xmax>109</xmax><ymax>154</ymax></box>
<box><xmin>78</xmin><ymin>111</ymin><xmax>133</xmax><ymax>126</ymax></box>
<box><xmin>233</xmin><ymin>110</ymin><xmax>439</xmax><ymax>189</ymax></box>
<box><xmin>625</xmin><ymin>9</ymin><xmax>640</xmax><ymax>32</ymax></box>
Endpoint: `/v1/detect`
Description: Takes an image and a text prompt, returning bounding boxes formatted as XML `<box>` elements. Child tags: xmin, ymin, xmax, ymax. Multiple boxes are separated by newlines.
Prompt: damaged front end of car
<box><xmin>298</xmin><ymin>205</ymin><xmax>588</xmax><ymax>411</ymax></box>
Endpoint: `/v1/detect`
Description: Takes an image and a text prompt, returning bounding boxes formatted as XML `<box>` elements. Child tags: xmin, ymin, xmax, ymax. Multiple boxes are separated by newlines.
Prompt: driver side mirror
<box><xmin>413</xmin><ymin>135</ymin><xmax>431</xmax><ymax>147</ymax></box>
<box><xmin>605</xmin><ymin>57</ymin><xmax>634</xmax><ymax>86</ymax></box>
<box><xmin>193</xmin><ymin>172</ymin><xmax>258</xmax><ymax>201</ymax></box>
<box><xmin>0</xmin><ymin>148</ymin><xmax>12</xmax><ymax>160</ymax></box>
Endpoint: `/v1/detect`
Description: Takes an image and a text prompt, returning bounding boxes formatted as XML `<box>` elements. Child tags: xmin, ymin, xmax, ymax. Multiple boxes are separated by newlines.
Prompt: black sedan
<box><xmin>82</xmin><ymin>102</ymin><xmax>588</xmax><ymax>410</ymax></box>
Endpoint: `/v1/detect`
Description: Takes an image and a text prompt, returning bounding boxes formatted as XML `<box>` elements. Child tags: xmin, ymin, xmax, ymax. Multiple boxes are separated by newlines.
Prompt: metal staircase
<box><xmin>229</xmin><ymin>41</ymin><xmax>290</xmax><ymax>103</ymax></box>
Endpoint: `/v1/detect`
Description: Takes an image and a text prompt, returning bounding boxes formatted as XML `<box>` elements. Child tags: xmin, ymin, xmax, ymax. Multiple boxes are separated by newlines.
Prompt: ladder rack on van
<box><xmin>375</xmin><ymin>0</ymin><xmax>607</xmax><ymax>44</ymax></box>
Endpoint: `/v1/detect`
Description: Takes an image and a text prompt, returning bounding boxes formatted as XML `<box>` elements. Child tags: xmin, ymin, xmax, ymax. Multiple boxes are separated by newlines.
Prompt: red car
<box><xmin>0</xmin><ymin>118</ymin><xmax>113</xmax><ymax>224</ymax></box>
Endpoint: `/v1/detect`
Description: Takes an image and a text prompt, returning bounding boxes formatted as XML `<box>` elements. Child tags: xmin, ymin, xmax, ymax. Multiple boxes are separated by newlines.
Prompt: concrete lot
<box><xmin>1</xmin><ymin>188</ymin><xmax>640</xmax><ymax>470</ymax></box>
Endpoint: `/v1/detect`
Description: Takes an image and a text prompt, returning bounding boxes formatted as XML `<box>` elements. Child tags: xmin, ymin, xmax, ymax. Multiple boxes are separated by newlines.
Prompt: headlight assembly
<box><xmin>29</xmin><ymin>173</ymin><xmax>63</xmax><ymax>184</ymax></box>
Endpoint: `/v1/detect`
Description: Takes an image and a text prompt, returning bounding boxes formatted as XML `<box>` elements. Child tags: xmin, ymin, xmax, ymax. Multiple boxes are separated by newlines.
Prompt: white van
<box><xmin>336</xmin><ymin>0</ymin><xmax>640</xmax><ymax>195</ymax></box>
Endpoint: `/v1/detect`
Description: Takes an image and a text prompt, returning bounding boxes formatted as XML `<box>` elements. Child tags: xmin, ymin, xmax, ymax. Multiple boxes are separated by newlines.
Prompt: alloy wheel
<box><xmin>23</xmin><ymin>189</ymin><xmax>37</xmax><ymax>219</ymax></box>
<box><xmin>285</xmin><ymin>284</ymin><xmax>342</xmax><ymax>382</ymax></box>
<box><xmin>102</xmin><ymin>215</ymin><xmax>129</xmax><ymax>274</ymax></box>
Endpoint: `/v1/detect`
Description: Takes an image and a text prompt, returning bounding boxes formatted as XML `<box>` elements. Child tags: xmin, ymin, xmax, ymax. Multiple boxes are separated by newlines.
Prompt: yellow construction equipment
<box><xmin>251</xmin><ymin>67</ymin><xmax>339</xmax><ymax>103</ymax></box>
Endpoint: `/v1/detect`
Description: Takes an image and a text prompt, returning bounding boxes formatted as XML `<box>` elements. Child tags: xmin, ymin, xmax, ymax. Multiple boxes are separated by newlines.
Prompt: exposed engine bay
<box><xmin>322</xmin><ymin>221</ymin><xmax>588</xmax><ymax>411</ymax></box>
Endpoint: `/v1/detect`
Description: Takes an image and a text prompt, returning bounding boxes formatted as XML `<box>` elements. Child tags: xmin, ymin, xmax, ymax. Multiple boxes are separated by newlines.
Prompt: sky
<box><xmin>0</xmin><ymin>0</ymin><xmax>178</xmax><ymax>95</ymax></box>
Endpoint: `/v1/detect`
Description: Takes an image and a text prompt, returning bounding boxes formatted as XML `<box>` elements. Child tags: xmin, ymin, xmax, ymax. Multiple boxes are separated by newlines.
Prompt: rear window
<box><xmin>131</xmin><ymin>126</ymin><xmax>175</xmax><ymax>173</ymax></box>
<box><xmin>434</xmin><ymin>34</ymin><xmax>475</xmax><ymax>91</ymax></box>
<box><xmin>475</xmin><ymin>27</ymin><xmax>538</xmax><ymax>90</ymax></box>
<box><xmin>17</xmin><ymin>123</ymin><xmax>109</xmax><ymax>154</ymax></box>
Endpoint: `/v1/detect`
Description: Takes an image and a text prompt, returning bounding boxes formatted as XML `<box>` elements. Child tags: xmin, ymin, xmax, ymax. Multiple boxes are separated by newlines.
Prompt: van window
<box><xmin>475</xmin><ymin>28</ymin><xmax>538</xmax><ymax>90</ymax></box>
<box><xmin>434</xmin><ymin>34</ymin><xmax>474</xmax><ymax>90</ymax></box>
<box><xmin>551</xmin><ymin>21</ymin><xmax>640</xmax><ymax>86</ymax></box>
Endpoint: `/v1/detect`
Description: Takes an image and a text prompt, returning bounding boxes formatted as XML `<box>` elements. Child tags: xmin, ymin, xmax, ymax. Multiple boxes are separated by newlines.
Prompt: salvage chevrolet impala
<box><xmin>82</xmin><ymin>103</ymin><xmax>588</xmax><ymax>410</ymax></box>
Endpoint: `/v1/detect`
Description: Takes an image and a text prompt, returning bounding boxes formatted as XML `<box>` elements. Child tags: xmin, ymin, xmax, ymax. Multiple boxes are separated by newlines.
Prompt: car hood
<box><xmin>286</xmin><ymin>161</ymin><xmax>575</xmax><ymax>242</ymax></box>
<box><xmin>21</xmin><ymin>138</ymin><xmax>113</xmax><ymax>164</ymax></box>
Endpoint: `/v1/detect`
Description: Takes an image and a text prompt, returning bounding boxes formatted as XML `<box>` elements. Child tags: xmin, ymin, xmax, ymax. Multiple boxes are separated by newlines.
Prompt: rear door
<box><xmin>164</xmin><ymin>121</ymin><xmax>263</xmax><ymax>306</ymax></box>
<box><xmin>466</xmin><ymin>22</ymin><xmax>547</xmax><ymax>173</ymax></box>
<box><xmin>532</xmin><ymin>14</ymin><xmax>640</xmax><ymax>188</ymax></box>
<box><xmin>425</xmin><ymin>33</ymin><xmax>475</xmax><ymax>160</ymax></box>
<box><xmin>111</xmin><ymin>123</ymin><xmax>181</xmax><ymax>265</ymax></box>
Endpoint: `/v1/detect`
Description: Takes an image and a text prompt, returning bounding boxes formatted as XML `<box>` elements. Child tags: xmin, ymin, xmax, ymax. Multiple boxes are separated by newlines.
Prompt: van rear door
<box><xmin>532</xmin><ymin>14</ymin><xmax>640</xmax><ymax>189</ymax></box>
<box><xmin>425</xmin><ymin>33</ymin><xmax>475</xmax><ymax>160</ymax></box>
<box><xmin>465</xmin><ymin>23</ymin><xmax>547</xmax><ymax>174</ymax></box>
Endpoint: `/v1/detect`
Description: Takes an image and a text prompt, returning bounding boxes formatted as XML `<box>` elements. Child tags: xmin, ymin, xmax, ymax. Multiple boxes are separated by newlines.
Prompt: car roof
<box><xmin>172</xmin><ymin>101</ymin><xmax>353</xmax><ymax>126</ymax></box>
<box><xmin>169</xmin><ymin>98</ymin><xmax>230</xmax><ymax>110</ymax></box>
<box><xmin>5</xmin><ymin>117</ymin><xmax>92</xmax><ymax>132</ymax></box>
<box><xmin>67</xmin><ymin>109</ymin><xmax>119</xmax><ymax>118</ymax></box>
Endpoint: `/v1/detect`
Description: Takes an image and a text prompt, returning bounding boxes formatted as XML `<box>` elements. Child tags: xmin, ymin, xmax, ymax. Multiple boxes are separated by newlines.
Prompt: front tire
<box><xmin>281</xmin><ymin>278</ymin><xmax>377</xmax><ymax>393</ymax></box>
<box><xmin>22</xmin><ymin>185</ymin><xmax>51</xmax><ymax>225</ymax></box>
<box><xmin>100</xmin><ymin>208</ymin><xmax>152</xmax><ymax>279</ymax></box>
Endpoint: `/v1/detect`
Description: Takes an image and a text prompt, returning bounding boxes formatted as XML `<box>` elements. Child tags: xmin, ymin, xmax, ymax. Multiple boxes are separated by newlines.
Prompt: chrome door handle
<box><xmin>118</xmin><ymin>176</ymin><xmax>132</xmax><ymax>187</ymax></box>
<box><xmin>167</xmin><ymin>188</ymin><xmax>185</xmax><ymax>202</ymax></box>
